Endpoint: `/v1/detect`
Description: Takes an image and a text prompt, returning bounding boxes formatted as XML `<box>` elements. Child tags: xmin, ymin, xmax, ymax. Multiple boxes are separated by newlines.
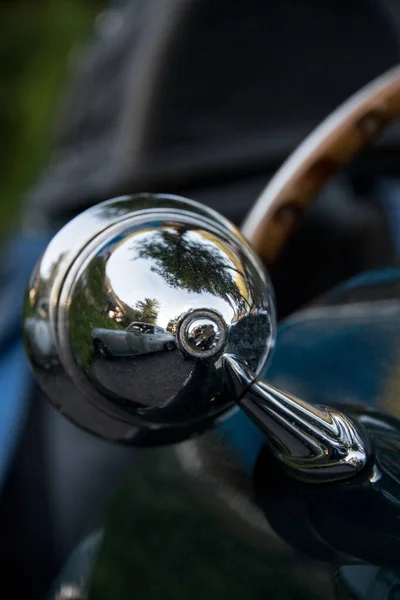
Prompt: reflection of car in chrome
<box><xmin>92</xmin><ymin>322</ymin><xmax>176</xmax><ymax>357</ymax></box>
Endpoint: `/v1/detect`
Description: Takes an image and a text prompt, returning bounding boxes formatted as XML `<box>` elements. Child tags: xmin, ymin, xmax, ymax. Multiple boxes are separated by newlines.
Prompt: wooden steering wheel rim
<box><xmin>242</xmin><ymin>65</ymin><xmax>400</xmax><ymax>266</ymax></box>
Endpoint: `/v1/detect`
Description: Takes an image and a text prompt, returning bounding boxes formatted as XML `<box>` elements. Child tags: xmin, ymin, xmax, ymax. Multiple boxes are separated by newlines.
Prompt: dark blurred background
<box><xmin>0</xmin><ymin>0</ymin><xmax>103</xmax><ymax>239</ymax></box>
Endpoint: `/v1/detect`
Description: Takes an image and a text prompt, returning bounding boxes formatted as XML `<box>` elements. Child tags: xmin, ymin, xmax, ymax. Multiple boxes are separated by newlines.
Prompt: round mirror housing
<box><xmin>23</xmin><ymin>194</ymin><xmax>276</xmax><ymax>444</ymax></box>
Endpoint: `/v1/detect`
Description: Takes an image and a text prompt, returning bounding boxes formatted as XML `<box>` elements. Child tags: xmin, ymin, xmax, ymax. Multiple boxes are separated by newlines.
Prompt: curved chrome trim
<box><xmin>223</xmin><ymin>354</ymin><xmax>372</xmax><ymax>483</ymax></box>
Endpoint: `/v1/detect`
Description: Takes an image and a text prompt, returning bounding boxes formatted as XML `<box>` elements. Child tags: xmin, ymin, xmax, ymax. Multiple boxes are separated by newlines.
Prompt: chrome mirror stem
<box><xmin>223</xmin><ymin>354</ymin><xmax>372</xmax><ymax>483</ymax></box>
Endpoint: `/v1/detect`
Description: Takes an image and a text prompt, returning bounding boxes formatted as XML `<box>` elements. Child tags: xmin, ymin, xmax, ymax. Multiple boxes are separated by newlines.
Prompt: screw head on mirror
<box><xmin>23</xmin><ymin>194</ymin><xmax>276</xmax><ymax>444</ymax></box>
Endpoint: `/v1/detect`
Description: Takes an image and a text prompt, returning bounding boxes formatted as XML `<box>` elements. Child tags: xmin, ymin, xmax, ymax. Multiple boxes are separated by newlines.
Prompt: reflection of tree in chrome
<box><xmin>135</xmin><ymin>230</ymin><xmax>247</xmax><ymax>311</ymax></box>
<box><xmin>130</xmin><ymin>298</ymin><xmax>160</xmax><ymax>325</ymax></box>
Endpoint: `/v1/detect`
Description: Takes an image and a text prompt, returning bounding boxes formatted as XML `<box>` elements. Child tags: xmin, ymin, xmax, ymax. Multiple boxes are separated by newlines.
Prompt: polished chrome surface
<box><xmin>23</xmin><ymin>191</ymin><xmax>374</xmax><ymax>471</ymax></box>
<box><xmin>223</xmin><ymin>354</ymin><xmax>371</xmax><ymax>483</ymax></box>
<box><xmin>23</xmin><ymin>194</ymin><xmax>275</xmax><ymax>443</ymax></box>
<box><xmin>178</xmin><ymin>310</ymin><xmax>227</xmax><ymax>359</ymax></box>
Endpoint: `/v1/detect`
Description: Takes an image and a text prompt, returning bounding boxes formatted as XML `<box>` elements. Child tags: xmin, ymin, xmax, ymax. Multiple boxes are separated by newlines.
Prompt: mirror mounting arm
<box><xmin>223</xmin><ymin>354</ymin><xmax>373</xmax><ymax>484</ymax></box>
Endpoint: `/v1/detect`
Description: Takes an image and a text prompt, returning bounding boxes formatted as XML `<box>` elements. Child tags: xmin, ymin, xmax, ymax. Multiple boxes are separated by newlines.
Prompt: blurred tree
<box><xmin>0</xmin><ymin>0</ymin><xmax>104</xmax><ymax>238</ymax></box>
<box><xmin>130</xmin><ymin>298</ymin><xmax>160</xmax><ymax>325</ymax></box>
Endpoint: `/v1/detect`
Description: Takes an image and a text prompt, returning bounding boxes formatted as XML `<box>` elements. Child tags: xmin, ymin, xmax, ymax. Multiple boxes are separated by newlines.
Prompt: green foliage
<box><xmin>135</xmin><ymin>229</ymin><xmax>246</xmax><ymax>310</ymax></box>
<box><xmin>130</xmin><ymin>298</ymin><xmax>160</xmax><ymax>325</ymax></box>
<box><xmin>69</xmin><ymin>283</ymin><xmax>122</xmax><ymax>371</ymax></box>
<box><xmin>68</xmin><ymin>255</ymin><xmax>122</xmax><ymax>370</ymax></box>
<box><xmin>0</xmin><ymin>0</ymin><xmax>103</xmax><ymax>238</ymax></box>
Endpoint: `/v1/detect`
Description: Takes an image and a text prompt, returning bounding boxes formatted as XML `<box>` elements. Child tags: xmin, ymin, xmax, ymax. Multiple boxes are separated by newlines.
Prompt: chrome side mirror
<box><xmin>23</xmin><ymin>193</ymin><xmax>370</xmax><ymax>483</ymax></box>
<box><xmin>23</xmin><ymin>194</ymin><xmax>275</xmax><ymax>444</ymax></box>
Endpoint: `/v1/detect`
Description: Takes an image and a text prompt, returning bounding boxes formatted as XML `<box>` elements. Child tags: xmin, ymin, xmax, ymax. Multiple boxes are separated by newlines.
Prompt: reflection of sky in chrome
<box><xmin>39</xmin><ymin>202</ymin><xmax>131</xmax><ymax>280</ymax></box>
<box><xmin>105</xmin><ymin>232</ymin><xmax>235</xmax><ymax>328</ymax></box>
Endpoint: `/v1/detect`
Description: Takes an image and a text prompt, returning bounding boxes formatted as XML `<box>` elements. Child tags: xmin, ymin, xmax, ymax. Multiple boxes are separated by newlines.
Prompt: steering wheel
<box><xmin>243</xmin><ymin>65</ymin><xmax>400</xmax><ymax>265</ymax></box>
